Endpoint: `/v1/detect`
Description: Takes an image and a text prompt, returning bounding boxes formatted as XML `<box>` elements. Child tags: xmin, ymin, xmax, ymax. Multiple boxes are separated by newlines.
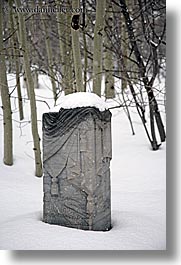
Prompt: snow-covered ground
<box><xmin>0</xmin><ymin>74</ymin><xmax>166</xmax><ymax>250</ymax></box>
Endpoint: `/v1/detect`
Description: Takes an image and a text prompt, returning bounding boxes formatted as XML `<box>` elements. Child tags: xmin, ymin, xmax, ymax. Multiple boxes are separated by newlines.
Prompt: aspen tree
<box><xmin>92</xmin><ymin>0</ymin><xmax>106</xmax><ymax>96</ymax></box>
<box><xmin>56</xmin><ymin>0</ymin><xmax>73</xmax><ymax>95</ymax></box>
<box><xmin>121</xmin><ymin>23</ymin><xmax>128</xmax><ymax>90</ymax></box>
<box><xmin>82</xmin><ymin>0</ymin><xmax>88</xmax><ymax>92</ymax></box>
<box><xmin>15</xmin><ymin>41</ymin><xmax>24</xmax><ymax>120</ymax></box>
<box><xmin>9</xmin><ymin>3</ymin><xmax>24</xmax><ymax>120</ymax></box>
<box><xmin>104</xmin><ymin>0</ymin><xmax>115</xmax><ymax>98</ymax></box>
<box><xmin>126</xmin><ymin>0</ymin><xmax>137</xmax><ymax>85</ymax></box>
<box><xmin>12</xmin><ymin>8</ymin><xmax>30</xmax><ymax>99</ymax></box>
<box><xmin>71</xmin><ymin>0</ymin><xmax>84</xmax><ymax>92</ymax></box>
<box><xmin>0</xmin><ymin>6</ymin><xmax>13</xmax><ymax>166</ymax></box>
<box><xmin>15</xmin><ymin>0</ymin><xmax>42</xmax><ymax>177</ymax></box>
<box><xmin>41</xmin><ymin>14</ymin><xmax>57</xmax><ymax>104</ymax></box>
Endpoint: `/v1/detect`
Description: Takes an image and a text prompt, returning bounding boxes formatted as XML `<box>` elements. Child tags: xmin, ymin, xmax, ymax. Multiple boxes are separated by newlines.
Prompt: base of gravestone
<box><xmin>42</xmin><ymin>107</ymin><xmax>112</xmax><ymax>231</ymax></box>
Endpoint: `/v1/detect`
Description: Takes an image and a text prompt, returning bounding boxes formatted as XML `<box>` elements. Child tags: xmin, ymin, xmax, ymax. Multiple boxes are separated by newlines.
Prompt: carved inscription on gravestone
<box><xmin>43</xmin><ymin>107</ymin><xmax>112</xmax><ymax>231</ymax></box>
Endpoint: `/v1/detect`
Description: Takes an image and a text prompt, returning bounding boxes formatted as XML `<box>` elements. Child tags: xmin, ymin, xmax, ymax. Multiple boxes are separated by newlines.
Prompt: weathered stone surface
<box><xmin>42</xmin><ymin>107</ymin><xmax>112</xmax><ymax>231</ymax></box>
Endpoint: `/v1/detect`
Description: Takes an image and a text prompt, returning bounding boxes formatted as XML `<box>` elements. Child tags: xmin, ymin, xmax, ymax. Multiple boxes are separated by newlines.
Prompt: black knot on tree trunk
<box><xmin>71</xmin><ymin>14</ymin><xmax>80</xmax><ymax>30</ymax></box>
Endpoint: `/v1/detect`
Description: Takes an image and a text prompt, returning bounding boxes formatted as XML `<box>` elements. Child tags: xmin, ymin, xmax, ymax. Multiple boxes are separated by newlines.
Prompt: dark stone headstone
<box><xmin>42</xmin><ymin>107</ymin><xmax>112</xmax><ymax>231</ymax></box>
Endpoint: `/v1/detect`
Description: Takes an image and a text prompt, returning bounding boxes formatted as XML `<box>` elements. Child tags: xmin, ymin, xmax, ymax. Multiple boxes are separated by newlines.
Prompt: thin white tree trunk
<box><xmin>104</xmin><ymin>0</ymin><xmax>115</xmax><ymax>98</ymax></box>
<box><xmin>15</xmin><ymin>49</ymin><xmax>24</xmax><ymax>120</ymax></box>
<box><xmin>64</xmin><ymin>11</ymin><xmax>74</xmax><ymax>94</ymax></box>
<box><xmin>15</xmin><ymin>0</ymin><xmax>42</xmax><ymax>177</ymax></box>
<box><xmin>41</xmin><ymin>15</ymin><xmax>57</xmax><ymax>104</ymax></box>
<box><xmin>56</xmin><ymin>0</ymin><xmax>73</xmax><ymax>95</ymax></box>
<box><xmin>93</xmin><ymin>0</ymin><xmax>106</xmax><ymax>96</ymax></box>
<box><xmin>32</xmin><ymin>70</ymin><xmax>39</xmax><ymax>89</ymax></box>
<box><xmin>71</xmin><ymin>0</ymin><xmax>84</xmax><ymax>92</ymax></box>
<box><xmin>9</xmin><ymin>5</ymin><xmax>24</xmax><ymax>120</ymax></box>
<box><xmin>82</xmin><ymin>0</ymin><xmax>88</xmax><ymax>92</ymax></box>
<box><xmin>122</xmin><ymin>23</ymin><xmax>128</xmax><ymax>90</ymax></box>
<box><xmin>83</xmin><ymin>30</ymin><xmax>88</xmax><ymax>92</ymax></box>
<box><xmin>0</xmin><ymin>7</ymin><xmax>13</xmax><ymax>166</ymax></box>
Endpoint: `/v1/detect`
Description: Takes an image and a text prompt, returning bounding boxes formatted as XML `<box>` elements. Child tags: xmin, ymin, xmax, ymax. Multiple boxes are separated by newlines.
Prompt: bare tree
<box><xmin>112</xmin><ymin>0</ymin><xmax>166</xmax><ymax>150</ymax></box>
<box><xmin>56</xmin><ymin>0</ymin><xmax>73</xmax><ymax>95</ymax></box>
<box><xmin>82</xmin><ymin>0</ymin><xmax>88</xmax><ymax>92</ymax></box>
<box><xmin>15</xmin><ymin>0</ymin><xmax>42</xmax><ymax>176</ymax></box>
<box><xmin>104</xmin><ymin>0</ymin><xmax>115</xmax><ymax>98</ymax></box>
<box><xmin>71</xmin><ymin>0</ymin><xmax>84</xmax><ymax>92</ymax></box>
<box><xmin>0</xmin><ymin>5</ymin><xmax>13</xmax><ymax>166</ymax></box>
<box><xmin>9</xmin><ymin>3</ymin><xmax>24</xmax><ymax>120</ymax></box>
<box><xmin>92</xmin><ymin>0</ymin><xmax>106</xmax><ymax>96</ymax></box>
<box><xmin>41</xmin><ymin>13</ymin><xmax>57</xmax><ymax>104</ymax></box>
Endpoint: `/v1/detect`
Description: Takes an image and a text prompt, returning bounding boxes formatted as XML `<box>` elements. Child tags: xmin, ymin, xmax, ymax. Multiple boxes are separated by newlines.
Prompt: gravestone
<box><xmin>42</xmin><ymin>107</ymin><xmax>112</xmax><ymax>231</ymax></box>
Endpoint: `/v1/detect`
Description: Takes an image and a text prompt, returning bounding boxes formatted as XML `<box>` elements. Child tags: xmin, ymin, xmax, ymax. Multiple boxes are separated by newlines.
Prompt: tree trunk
<box><xmin>104</xmin><ymin>0</ymin><xmax>115</xmax><ymax>98</ymax></box>
<box><xmin>9</xmin><ymin>5</ymin><xmax>24</xmax><ymax>120</ymax></box>
<box><xmin>82</xmin><ymin>0</ymin><xmax>88</xmax><ymax>92</ymax></box>
<box><xmin>12</xmin><ymin>9</ymin><xmax>30</xmax><ymax>99</ymax></box>
<box><xmin>0</xmin><ymin>7</ymin><xmax>13</xmax><ymax>166</ymax></box>
<box><xmin>16</xmin><ymin>53</ymin><xmax>24</xmax><ymax>121</ymax></box>
<box><xmin>71</xmin><ymin>0</ymin><xmax>84</xmax><ymax>92</ymax></box>
<box><xmin>15</xmin><ymin>0</ymin><xmax>42</xmax><ymax>177</ymax></box>
<box><xmin>32</xmin><ymin>70</ymin><xmax>39</xmax><ymax>89</ymax></box>
<box><xmin>64</xmin><ymin>10</ymin><xmax>74</xmax><ymax>94</ymax></box>
<box><xmin>56</xmin><ymin>1</ymin><xmax>66</xmax><ymax>92</ymax></box>
<box><xmin>121</xmin><ymin>23</ymin><xmax>128</xmax><ymax>90</ymax></box>
<box><xmin>41</xmin><ymin>14</ymin><xmax>57</xmax><ymax>104</ymax></box>
<box><xmin>147</xmin><ymin>88</ymin><xmax>166</xmax><ymax>143</ymax></box>
<box><xmin>126</xmin><ymin>0</ymin><xmax>138</xmax><ymax>85</ymax></box>
<box><xmin>83</xmin><ymin>31</ymin><xmax>88</xmax><ymax>92</ymax></box>
<box><xmin>56</xmin><ymin>0</ymin><xmax>73</xmax><ymax>95</ymax></box>
<box><xmin>93</xmin><ymin>0</ymin><xmax>106</xmax><ymax>96</ymax></box>
<box><xmin>149</xmin><ymin>101</ymin><xmax>158</xmax><ymax>150</ymax></box>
